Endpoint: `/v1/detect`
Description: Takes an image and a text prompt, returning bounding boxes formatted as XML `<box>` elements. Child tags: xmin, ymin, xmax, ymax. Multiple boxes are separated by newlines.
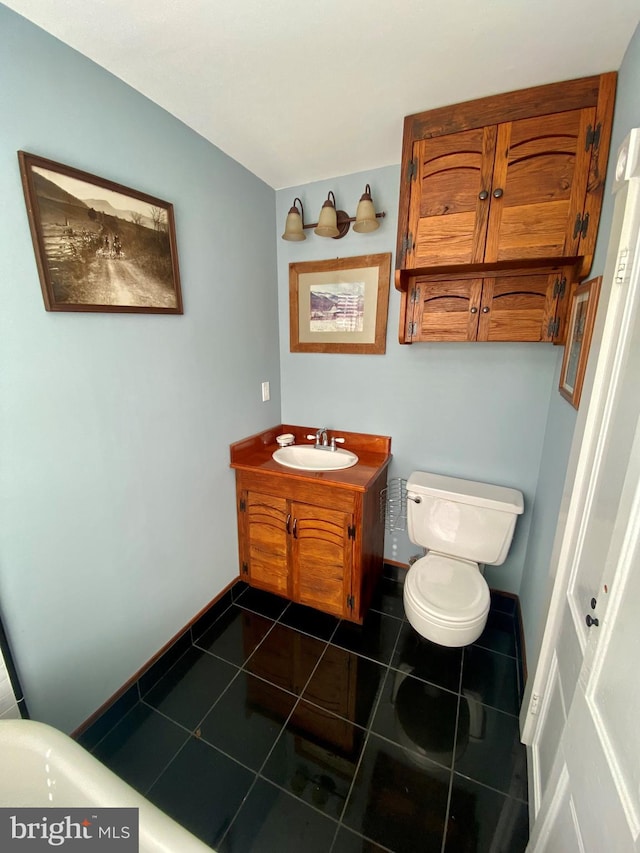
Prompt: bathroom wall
<box><xmin>518</xmin><ymin>20</ymin><xmax>640</xmax><ymax>674</ymax></box>
<box><xmin>276</xmin><ymin>169</ymin><xmax>561</xmax><ymax>596</ymax></box>
<box><xmin>0</xmin><ymin>6</ymin><xmax>280</xmax><ymax>732</ymax></box>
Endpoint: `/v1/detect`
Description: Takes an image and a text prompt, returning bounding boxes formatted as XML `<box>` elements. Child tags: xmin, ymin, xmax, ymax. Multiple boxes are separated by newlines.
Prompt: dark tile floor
<box><xmin>79</xmin><ymin>567</ymin><xmax>529</xmax><ymax>852</ymax></box>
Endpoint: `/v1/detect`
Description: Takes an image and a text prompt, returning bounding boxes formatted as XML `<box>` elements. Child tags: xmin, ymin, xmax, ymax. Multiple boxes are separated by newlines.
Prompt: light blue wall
<box><xmin>276</xmin><ymin>169</ymin><xmax>561</xmax><ymax>596</ymax></box>
<box><xmin>519</xmin><ymin>23</ymin><xmax>640</xmax><ymax>673</ymax></box>
<box><xmin>0</xmin><ymin>6</ymin><xmax>280</xmax><ymax>732</ymax></box>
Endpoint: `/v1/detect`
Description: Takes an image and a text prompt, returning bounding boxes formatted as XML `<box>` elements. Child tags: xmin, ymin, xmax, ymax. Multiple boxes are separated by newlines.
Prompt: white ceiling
<box><xmin>4</xmin><ymin>0</ymin><xmax>640</xmax><ymax>189</ymax></box>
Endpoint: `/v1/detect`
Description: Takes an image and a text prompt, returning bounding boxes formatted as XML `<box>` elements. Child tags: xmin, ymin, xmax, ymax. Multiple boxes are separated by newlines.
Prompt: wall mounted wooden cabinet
<box><xmin>403</xmin><ymin>260</ymin><xmax>579</xmax><ymax>343</ymax></box>
<box><xmin>396</xmin><ymin>73</ymin><xmax>616</xmax><ymax>344</ymax></box>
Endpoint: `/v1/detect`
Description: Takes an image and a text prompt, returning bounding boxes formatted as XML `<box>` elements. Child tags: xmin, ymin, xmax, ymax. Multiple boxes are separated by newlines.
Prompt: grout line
<box><xmin>440</xmin><ymin>647</ymin><xmax>466</xmax><ymax>852</ymax></box>
<box><xmin>450</xmin><ymin>769</ymin><xmax>530</xmax><ymax>805</ymax></box>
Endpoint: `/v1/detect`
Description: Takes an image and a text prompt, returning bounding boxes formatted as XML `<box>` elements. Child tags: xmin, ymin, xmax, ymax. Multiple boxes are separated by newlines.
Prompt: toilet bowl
<box><xmin>404</xmin><ymin>553</ymin><xmax>490</xmax><ymax>647</ymax></box>
<box><xmin>404</xmin><ymin>471</ymin><xmax>523</xmax><ymax>647</ymax></box>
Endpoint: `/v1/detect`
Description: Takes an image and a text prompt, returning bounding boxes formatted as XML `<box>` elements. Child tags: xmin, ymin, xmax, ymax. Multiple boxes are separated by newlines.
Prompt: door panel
<box><xmin>409</xmin><ymin>127</ymin><xmax>496</xmax><ymax>267</ymax></box>
<box><xmin>291</xmin><ymin>501</ymin><xmax>352</xmax><ymax>618</ymax></box>
<box><xmin>245</xmin><ymin>492</ymin><xmax>289</xmax><ymax>596</ymax></box>
<box><xmin>485</xmin><ymin>109</ymin><xmax>595</xmax><ymax>263</ymax></box>
<box><xmin>523</xmin><ymin>132</ymin><xmax>640</xmax><ymax>851</ymax></box>
<box><xmin>412</xmin><ymin>278</ymin><xmax>482</xmax><ymax>341</ymax></box>
<box><xmin>477</xmin><ymin>274</ymin><xmax>555</xmax><ymax>341</ymax></box>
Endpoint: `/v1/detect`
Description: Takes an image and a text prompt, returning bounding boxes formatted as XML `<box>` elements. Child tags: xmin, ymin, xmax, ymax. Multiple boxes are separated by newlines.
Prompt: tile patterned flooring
<box><xmin>79</xmin><ymin>567</ymin><xmax>529</xmax><ymax>852</ymax></box>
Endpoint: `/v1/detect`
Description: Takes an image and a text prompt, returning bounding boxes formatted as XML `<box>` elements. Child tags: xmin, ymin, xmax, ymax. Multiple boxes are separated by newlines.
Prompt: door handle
<box><xmin>585</xmin><ymin>614</ymin><xmax>599</xmax><ymax>628</ymax></box>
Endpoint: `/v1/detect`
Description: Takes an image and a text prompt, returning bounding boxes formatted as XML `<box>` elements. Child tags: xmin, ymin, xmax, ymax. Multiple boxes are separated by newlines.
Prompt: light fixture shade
<box><xmin>353</xmin><ymin>184</ymin><xmax>380</xmax><ymax>233</ymax></box>
<box><xmin>314</xmin><ymin>195</ymin><xmax>339</xmax><ymax>238</ymax></box>
<box><xmin>281</xmin><ymin>203</ymin><xmax>306</xmax><ymax>241</ymax></box>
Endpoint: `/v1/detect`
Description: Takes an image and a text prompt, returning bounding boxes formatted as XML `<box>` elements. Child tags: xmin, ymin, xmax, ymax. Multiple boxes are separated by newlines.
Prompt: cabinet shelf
<box><xmin>394</xmin><ymin>257</ymin><xmax>582</xmax><ymax>292</ymax></box>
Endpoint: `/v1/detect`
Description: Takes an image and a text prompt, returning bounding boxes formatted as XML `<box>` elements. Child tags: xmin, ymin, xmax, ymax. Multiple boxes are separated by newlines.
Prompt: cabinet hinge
<box><xmin>348</xmin><ymin>524</ymin><xmax>356</xmax><ymax>540</ymax></box>
<box><xmin>407</xmin><ymin>158</ymin><xmax>417</xmax><ymax>182</ymax></box>
<box><xmin>401</xmin><ymin>232</ymin><xmax>414</xmax><ymax>258</ymax></box>
<box><xmin>585</xmin><ymin>123</ymin><xmax>602</xmax><ymax>152</ymax></box>
<box><xmin>347</xmin><ymin>594</ymin><xmax>355</xmax><ymax>609</ymax></box>
<box><xmin>241</xmin><ymin>561</ymin><xmax>249</xmax><ymax>575</ymax></box>
<box><xmin>553</xmin><ymin>276</ymin><xmax>567</xmax><ymax>299</ymax></box>
<box><xmin>547</xmin><ymin>318</ymin><xmax>560</xmax><ymax>338</ymax></box>
<box><xmin>407</xmin><ymin>321</ymin><xmax>418</xmax><ymax>338</ymax></box>
<box><xmin>239</xmin><ymin>498</ymin><xmax>246</xmax><ymax>512</ymax></box>
<box><xmin>573</xmin><ymin>212</ymin><xmax>590</xmax><ymax>240</ymax></box>
<box><xmin>410</xmin><ymin>287</ymin><xmax>419</xmax><ymax>304</ymax></box>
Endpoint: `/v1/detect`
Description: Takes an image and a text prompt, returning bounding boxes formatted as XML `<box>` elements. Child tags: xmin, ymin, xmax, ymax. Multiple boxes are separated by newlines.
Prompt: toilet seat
<box><xmin>403</xmin><ymin>553</ymin><xmax>490</xmax><ymax>646</ymax></box>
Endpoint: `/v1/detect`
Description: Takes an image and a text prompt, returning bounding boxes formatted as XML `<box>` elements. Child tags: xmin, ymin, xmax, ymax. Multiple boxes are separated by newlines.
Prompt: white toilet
<box><xmin>403</xmin><ymin>471</ymin><xmax>524</xmax><ymax>647</ymax></box>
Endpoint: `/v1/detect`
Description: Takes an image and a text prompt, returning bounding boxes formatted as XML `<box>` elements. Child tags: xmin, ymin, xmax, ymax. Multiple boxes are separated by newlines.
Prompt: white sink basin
<box><xmin>272</xmin><ymin>445</ymin><xmax>358</xmax><ymax>471</ymax></box>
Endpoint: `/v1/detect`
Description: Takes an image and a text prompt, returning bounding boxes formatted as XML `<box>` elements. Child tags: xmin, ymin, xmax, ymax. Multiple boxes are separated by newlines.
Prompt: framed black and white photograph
<box><xmin>289</xmin><ymin>253</ymin><xmax>391</xmax><ymax>354</ymax></box>
<box><xmin>18</xmin><ymin>151</ymin><xmax>183</xmax><ymax>313</ymax></box>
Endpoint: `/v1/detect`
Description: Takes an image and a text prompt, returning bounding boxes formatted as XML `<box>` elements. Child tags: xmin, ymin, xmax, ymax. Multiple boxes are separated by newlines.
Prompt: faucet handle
<box><xmin>305</xmin><ymin>434</ymin><xmax>316</xmax><ymax>442</ymax></box>
<box><xmin>330</xmin><ymin>437</ymin><xmax>345</xmax><ymax>449</ymax></box>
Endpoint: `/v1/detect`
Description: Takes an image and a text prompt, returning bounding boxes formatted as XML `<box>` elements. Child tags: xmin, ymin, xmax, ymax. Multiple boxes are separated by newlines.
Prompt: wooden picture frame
<box><xmin>18</xmin><ymin>151</ymin><xmax>183</xmax><ymax>313</ymax></box>
<box><xmin>559</xmin><ymin>276</ymin><xmax>602</xmax><ymax>409</ymax></box>
<box><xmin>289</xmin><ymin>253</ymin><xmax>391</xmax><ymax>354</ymax></box>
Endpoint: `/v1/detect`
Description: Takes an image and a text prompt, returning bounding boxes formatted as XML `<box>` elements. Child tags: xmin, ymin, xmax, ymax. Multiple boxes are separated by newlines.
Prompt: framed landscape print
<box><xmin>289</xmin><ymin>253</ymin><xmax>391</xmax><ymax>354</ymax></box>
<box><xmin>18</xmin><ymin>151</ymin><xmax>183</xmax><ymax>313</ymax></box>
<box><xmin>559</xmin><ymin>276</ymin><xmax>602</xmax><ymax>409</ymax></box>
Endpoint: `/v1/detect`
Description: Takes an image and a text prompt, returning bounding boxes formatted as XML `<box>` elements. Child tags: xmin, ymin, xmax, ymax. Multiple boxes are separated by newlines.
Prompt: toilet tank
<box><xmin>406</xmin><ymin>472</ymin><xmax>524</xmax><ymax>565</ymax></box>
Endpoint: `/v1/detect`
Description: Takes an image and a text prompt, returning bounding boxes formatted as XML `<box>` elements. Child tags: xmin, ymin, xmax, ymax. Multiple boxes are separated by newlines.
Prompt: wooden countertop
<box><xmin>230</xmin><ymin>424</ymin><xmax>392</xmax><ymax>492</ymax></box>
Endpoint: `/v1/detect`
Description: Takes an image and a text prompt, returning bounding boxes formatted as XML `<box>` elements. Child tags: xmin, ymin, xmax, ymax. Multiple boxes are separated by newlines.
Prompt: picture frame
<box><xmin>18</xmin><ymin>151</ymin><xmax>183</xmax><ymax>314</ymax></box>
<box><xmin>289</xmin><ymin>253</ymin><xmax>391</xmax><ymax>354</ymax></box>
<box><xmin>559</xmin><ymin>276</ymin><xmax>602</xmax><ymax>409</ymax></box>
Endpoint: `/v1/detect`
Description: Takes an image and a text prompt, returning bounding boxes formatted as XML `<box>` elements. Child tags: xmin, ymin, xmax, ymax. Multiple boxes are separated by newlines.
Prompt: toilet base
<box><xmin>403</xmin><ymin>586</ymin><xmax>488</xmax><ymax>648</ymax></box>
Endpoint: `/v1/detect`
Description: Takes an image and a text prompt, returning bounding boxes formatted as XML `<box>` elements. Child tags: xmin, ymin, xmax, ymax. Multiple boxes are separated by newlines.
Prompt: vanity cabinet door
<box><xmin>290</xmin><ymin>500</ymin><xmax>354</xmax><ymax>619</ymax></box>
<box><xmin>242</xmin><ymin>491</ymin><xmax>289</xmax><ymax>597</ymax></box>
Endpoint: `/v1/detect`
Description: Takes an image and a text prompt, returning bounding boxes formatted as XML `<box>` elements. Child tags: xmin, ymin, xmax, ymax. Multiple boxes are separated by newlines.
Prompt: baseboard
<box><xmin>71</xmin><ymin>577</ymin><xmax>238</xmax><ymax>740</ymax></box>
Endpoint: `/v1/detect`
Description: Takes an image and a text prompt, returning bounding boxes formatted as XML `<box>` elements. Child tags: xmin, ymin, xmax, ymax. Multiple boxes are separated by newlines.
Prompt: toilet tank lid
<box><xmin>407</xmin><ymin>472</ymin><xmax>524</xmax><ymax>514</ymax></box>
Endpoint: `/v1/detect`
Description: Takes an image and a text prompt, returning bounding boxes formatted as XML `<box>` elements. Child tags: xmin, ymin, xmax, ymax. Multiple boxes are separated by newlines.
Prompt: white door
<box><xmin>522</xmin><ymin>129</ymin><xmax>640</xmax><ymax>851</ymax></box>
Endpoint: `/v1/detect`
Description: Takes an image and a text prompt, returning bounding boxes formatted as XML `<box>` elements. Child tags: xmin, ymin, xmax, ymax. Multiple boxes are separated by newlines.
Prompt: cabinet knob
<box><xmin>470</xmin><ymin>307</ymin><xmax>478</xmax><ymax>314</ymax></box>
<box><xmin>482</xmin><ymin>306</ymin><xmax>490</xmax><ymax>313</ymax></box>
<box><xmin>478</xmin><ymin>190</ymin><xmax>489</xmax><ymax>201</ymax></box>
<box><xmin>493</xmin><ymin>188</ymin><xmax>504</xmax><ymax>199</ymax></box>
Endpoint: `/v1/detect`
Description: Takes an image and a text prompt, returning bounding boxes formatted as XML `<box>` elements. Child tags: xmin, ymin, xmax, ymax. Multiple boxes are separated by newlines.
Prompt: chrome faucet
<box><xmin>304</xmin><ymin>428</ymin><xmax>346</xmax><ymax>451</ymax></box>
<box><xmin>315</xmin><ymin>427</ymin><xmax>329</xmax><ymax>448</ymax></box>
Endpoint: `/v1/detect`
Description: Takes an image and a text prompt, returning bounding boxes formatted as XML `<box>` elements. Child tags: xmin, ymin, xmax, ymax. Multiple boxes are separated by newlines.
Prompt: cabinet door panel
<box><xmin>245</xmin><ymin>492</ymin><xmax>289</xmax><ymax>596</ymax></box>
<box><xmin>411</xmin><ymin>278</ymin><xmax>482</xmax><ymax>341</ymax></box>
<box><xmin>292</xmin><ymin>502</ymin><xmax>352</xmax><ymax>618</ymax></box>
<box><xmin>409</xmin><ymin>127</ymin><xmax>496</xmax><ymax>267</ymax></box>
<box><xmin>485</xmin><ymin>109</ymin><xmax>595</xmax><ymax>262</ymax></box>
<box><xmin>477</xmin><ymin>274</ymin><xmax>556</xmax><ymax>342</ymax></box>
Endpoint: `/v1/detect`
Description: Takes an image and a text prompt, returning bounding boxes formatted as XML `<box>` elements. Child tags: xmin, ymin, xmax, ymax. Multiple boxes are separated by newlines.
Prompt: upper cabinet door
<box><xmin>484</xmin><ymin>108</ymin><xmax>596</xmax><ymax>263</ymax></box>
<box><xmin>407</xmin><ymin>127</ymin><xmax>497</xmax><ymax>268</ymax></box>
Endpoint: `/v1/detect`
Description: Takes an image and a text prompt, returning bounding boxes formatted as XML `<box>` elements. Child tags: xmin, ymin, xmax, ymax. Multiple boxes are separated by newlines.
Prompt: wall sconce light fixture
<box><xmin>281</xmin><ymin>185</ymin><xmax>385</xmax><ymax>241</ymax></box>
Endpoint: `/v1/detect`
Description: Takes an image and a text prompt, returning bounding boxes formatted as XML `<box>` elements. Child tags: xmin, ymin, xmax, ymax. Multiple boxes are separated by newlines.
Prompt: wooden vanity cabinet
<box><xmin>235</xmin><ymin>467</ymin><xmax>387</xmax><ymax>623</ymax></box>
<box><xmin>396</xmin><ymin>73</ymin><xmax>616</xmax><ymax>344</ymax></box>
